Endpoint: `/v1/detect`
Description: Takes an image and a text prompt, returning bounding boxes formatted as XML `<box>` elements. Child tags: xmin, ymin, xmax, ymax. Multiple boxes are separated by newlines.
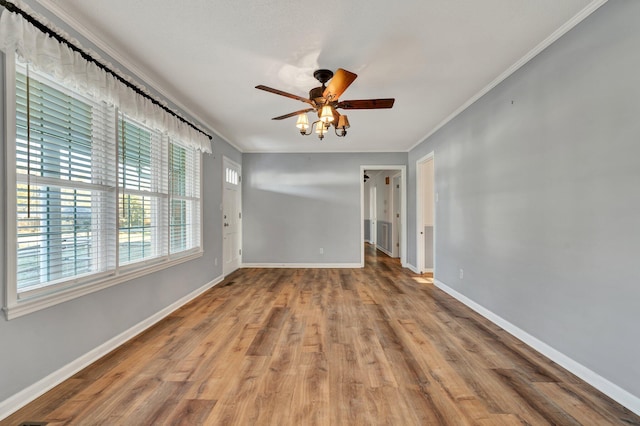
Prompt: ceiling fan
<box><xmin>256</xmin><ymin>68</ymin><xmax>395</xmax><ymax>140</ymax></box>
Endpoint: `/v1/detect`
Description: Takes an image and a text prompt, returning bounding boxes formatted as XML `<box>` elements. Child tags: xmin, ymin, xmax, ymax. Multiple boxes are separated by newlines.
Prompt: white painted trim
<box><xmin>407</xmin><ymin>0</ymin><xmax>609</xmax><ymax>152</ymax></box>
<box><xmin>222</xmin><ymin>156</ymin><xmax>242</xmax><ymax>276</ymax></box>
<box><xmin>4</xmin><ymin>51</ymin><xmax>18</xmax><ymax>313</ymax></box>
<box><xmin>404</xmin><ymin>263</ymin><xmax>420</xmax><ymax>274</ymax></box>
<box><xmin>0</xmin><ymin>274</ymin><xmax>225</xmax><ymax>421</ymax></box>
<box><xmin>434</xmin><ymin>279</ymin><xmax>640</xmax><ymax>417</ymax></box>
<box><xmin>4</xmin><ymin>251</ymin><xmax>204</xmax><ymax>320</ymax></box>
<box><xmin>242</xmin><ymin>263</ymin><xmax>362</xmax><ymax>269</ymax></box>
<box><xmin>377</xmin><ymin>246</ymin><xmax>393</xmax><ymax>258</ymax></box>
<box><xmin>360</xmin><ymin>165</ymin><xmax>407</xmax><ymax>269</ymax></box>
<box><xmin>415</xmin><ymin>152</ymin><xmax>435</xmax><ymax>275</ymax></box>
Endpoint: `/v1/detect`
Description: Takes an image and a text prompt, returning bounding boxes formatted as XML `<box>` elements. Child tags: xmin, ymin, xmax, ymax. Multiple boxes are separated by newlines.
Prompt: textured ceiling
<box><xmin>39</xmin><ymin>0</ymin><xmax>601</xmax><ymax>152</ymax></box>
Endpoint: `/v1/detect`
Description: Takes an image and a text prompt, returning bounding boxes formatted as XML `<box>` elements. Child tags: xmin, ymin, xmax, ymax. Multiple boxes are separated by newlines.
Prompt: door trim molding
<box><xmin>222</xmin><ymin>156</ymin><xmax>242</xmax><ymax>276</ymax></box>
<box><xmin>416</xmin><ymin>152</ymin><xmax>435</xmax><ymax>275</ymax></box>
<box><xmin>360</xmin><ymin>165</ymin><xmax>407</xmax><ymax>267</ymax></box>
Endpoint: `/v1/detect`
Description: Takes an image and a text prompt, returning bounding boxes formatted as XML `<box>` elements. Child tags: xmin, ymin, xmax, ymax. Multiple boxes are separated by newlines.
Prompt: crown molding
<box><xmin>407</xmin><ymin>0</ymin><xmax>609</xmax><ymax>152</ymax></box>
<box><xmin>32</xmin><ymin>0</ymin><xmax>239</xmax><ymax>150</ymax></box>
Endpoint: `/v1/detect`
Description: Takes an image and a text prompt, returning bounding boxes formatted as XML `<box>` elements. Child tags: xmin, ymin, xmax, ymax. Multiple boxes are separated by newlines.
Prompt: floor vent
<box><xmin>19</xmin><ymin>422</ymin><xmax>48</xmax><ymax>426</ymax></box>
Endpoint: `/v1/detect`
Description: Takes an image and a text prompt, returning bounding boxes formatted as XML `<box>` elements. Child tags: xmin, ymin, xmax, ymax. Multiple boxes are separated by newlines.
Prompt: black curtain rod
<box><xmin>0</xmin><ymin>0</ymin><xmax>212</xmax><ymax>141</ymax></box>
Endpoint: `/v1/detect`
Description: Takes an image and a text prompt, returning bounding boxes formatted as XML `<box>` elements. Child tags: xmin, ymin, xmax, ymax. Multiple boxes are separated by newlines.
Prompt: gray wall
<box><xmin>0</xmin><ymin>2</ymin><xmax>241</xmax><ymax>403</ymax></box>
<box><xmin>242</xmin><ymin>153</ymin><xmax>406</xmax><ymax>264</ymax></box>
<box><xmin>407</xmin><ymin>0</ymin><xmax>640</xmax><ymax>398</ymax></box>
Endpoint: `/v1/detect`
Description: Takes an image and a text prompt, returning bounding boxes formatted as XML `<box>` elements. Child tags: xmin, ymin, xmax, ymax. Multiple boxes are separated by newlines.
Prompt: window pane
<box><xmin>117</xmin><ymin>116</ymin><xmax>168</xmax><ymax>264</ymax></box>
<box><xmin>15</xmin><ymin>64</ymin><xmax>116</xmax><ymax>293</ymax></box>
<box><xmin>10</xmin><ymin>57</ymin><xmax>202</xmax><ymax>308</ymax></box>
<box><xmin>169</xmin><ymin>143</ymin><xmax>200</xmax><ymax>254</ymax></box>
<box><xmin>118</xmin><ymin>194</ymin><xmax>155</xmax><ymax>264</ymax></box>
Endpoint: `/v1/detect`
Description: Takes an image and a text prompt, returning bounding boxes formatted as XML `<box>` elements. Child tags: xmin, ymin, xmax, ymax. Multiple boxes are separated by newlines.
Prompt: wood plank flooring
<box><xmin>3</xmin><ymin>244</ymin><xmax>639</xmax><ymax>425</ymax></box>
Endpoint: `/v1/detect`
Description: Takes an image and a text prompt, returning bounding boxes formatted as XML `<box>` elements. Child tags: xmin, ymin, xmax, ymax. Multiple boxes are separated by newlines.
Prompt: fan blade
<box><xmin>336</xmin><ymin>98</ymin><xmax>395</xmax><ymax>109</ymax></box>
<box><xmin>256</xmin><ymin>85</ymin><xmax>313</xmax><ymax>105</ymax></box>
<box><xmin>323</xmin><ymin>69</ymin><xmax>357</xmax><ymax>101</ymax></box>
<box><xmin>272</xmin><ymin>108</ymin><xmax>315</xmax><ymax>120</ymax></box>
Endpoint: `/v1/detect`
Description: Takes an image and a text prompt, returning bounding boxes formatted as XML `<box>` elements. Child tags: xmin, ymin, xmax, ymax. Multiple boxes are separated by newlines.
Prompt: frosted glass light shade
<box><xmin>296</xmin><ymin>113</ymin><xmax>309</xmax><ymax>130</ymax></box>
<box><xmin>319</xmin><ymin>105</ymin><xmax>334</xmax><ymax>123</ymax></box>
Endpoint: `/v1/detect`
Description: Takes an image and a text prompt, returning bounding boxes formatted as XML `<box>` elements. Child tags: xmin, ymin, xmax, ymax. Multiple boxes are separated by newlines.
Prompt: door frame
<box><xmin>222</xmin><ymin>156</ymin><xmax>242</xmax><ymax>276</ymax></box>
<box><xmin>391</xmin><ymin>172</ymin><xmax>401</xmax><ymax>258</ymax></box>
<box><xmin>360</xmin><ymin>165</ymin><xmax>407</xmax><ymax>267</ymax></box>
<box><xmin>416</xmin><ymin>152</ymin><xmax>435</xmax><ymax>274</ymax></box>
<box><xmin>369</xmin><ymin>184</ymin><xmax>377</xmax><ymax>245</ymax></box>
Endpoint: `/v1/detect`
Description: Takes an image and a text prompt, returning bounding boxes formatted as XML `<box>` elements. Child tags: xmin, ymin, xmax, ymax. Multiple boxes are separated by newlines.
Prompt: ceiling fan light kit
<box><xmin>256</xmin><ymin>68</ymin><xmax>394</xmax><ymax>141</ymax></box>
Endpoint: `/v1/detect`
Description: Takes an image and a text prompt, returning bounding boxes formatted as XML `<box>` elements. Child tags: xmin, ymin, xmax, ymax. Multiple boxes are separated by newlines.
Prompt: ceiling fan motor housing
<box><xmin>310</xmin><ymin>69</ymin><xmax>334</xmax><ymax>105</ymax></box>
<box><xmin>313</xmin><ymin>69</ymin><xmax>334</xmax><ymax>85</ymax></box>
<box><xmin>309</xmin><ymin>86</ymin><xmax>325</xmax><ymax>104</ymax></box>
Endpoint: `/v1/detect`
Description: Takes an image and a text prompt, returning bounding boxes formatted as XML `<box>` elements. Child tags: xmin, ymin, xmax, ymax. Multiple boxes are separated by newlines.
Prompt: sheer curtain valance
<box><xmin>0</xmin><ymin>2</ymin><xmax>212</xmax><ymax>152</ymax></box>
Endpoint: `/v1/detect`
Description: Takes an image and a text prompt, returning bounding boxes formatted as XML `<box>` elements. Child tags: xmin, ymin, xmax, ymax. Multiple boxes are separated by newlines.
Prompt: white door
<box><xmin>223</xmin><ymin>157</ymin><xmax>242</xmax><ymax>276</ymax></box>
<box><xmin>392</xmin><ymin>174</ymin><xmax>401</xmax><ymax>258</ymax></box>
<box><xmin>416</xmin><ymin>154</ymin><xmax>435</xmax><ymax>274</ymax></box>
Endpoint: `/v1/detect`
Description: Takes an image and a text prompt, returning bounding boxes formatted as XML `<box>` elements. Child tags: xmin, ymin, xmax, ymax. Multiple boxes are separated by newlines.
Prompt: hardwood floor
<box><xmin>4</xmin><ymin>245</ymin><xmax>639</xmax><ymax>425</ymax></box>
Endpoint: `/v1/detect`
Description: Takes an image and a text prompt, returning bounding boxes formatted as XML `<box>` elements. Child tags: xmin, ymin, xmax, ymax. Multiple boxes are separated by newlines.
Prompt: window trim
<box><xmin>3</xmin><ymin>51</ymin><xmax>204</xmax><ymax>321</ymax></box>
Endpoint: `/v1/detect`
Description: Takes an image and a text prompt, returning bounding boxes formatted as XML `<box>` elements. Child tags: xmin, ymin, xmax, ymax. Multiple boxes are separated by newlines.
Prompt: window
<box><xmin>118</xmin><ymin>117</ymin><xmax>167</xmax><ymax>265</ymax></box>
<box><xmin>170</xmin><ymin>144</ymin><xmax>201</xmax><ymax>254</ymax></box>
<box><xmin>225</xmin><ymin>167</ymin><xmax>239</xmax><ymax>185</ymax></box>
<box><xmin>6</xmin><ymin>58</ymin><xmax>203</xmax><ymax>318</ymax></box>
<box><xmin>15</xmin><ymin>63</ymin><xmax>117</xmax><ymax>294</ymax></box>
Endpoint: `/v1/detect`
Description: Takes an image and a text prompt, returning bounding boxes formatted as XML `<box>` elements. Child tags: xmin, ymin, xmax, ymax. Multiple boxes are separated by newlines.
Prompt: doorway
<box><xmin>360</xmin><ymin>165</ymin><xmax>406</xmax><ymax>267</ymax></box>
<box><xmin>416</xmin><ymin>152</ymin><xmax>435</xmax><ymax>274</ymax></box>
<box><xmin>369</xmin><ymin>185</ymin><xmax>377</xmax><ymax>245</ymax></box>
<box><xmin>392</xmin><ymin>173</ymin><xmax>401</xmax><ymax>258</ymax></box>
<box><xmin>223</xmin><ymin>157</ymin><xmax>242</xmax><ymax>276</ymax></box>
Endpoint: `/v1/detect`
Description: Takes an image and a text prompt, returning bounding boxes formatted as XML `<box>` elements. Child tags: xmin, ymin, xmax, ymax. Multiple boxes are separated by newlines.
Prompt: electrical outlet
<box><xmin>214</xmin><ymin>258</ymin><xmax>218</xmax><ymax>266</ymax></box>
<box><xmin>459</xmin><ymin>268</ymin><xmax>464</xmax><ymax>279</ymax></box>
<box><xmin>319</xmin><ymin>247</ymin><xmax>324</xmax><ymax>255</ymax></box>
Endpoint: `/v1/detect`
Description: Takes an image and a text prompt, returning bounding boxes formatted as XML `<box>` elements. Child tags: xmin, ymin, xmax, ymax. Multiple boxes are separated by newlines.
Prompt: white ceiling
<box><xmin>40</xmin><ymin>0</ymin><xmax>601</xmax><ymax>153</ymax></box>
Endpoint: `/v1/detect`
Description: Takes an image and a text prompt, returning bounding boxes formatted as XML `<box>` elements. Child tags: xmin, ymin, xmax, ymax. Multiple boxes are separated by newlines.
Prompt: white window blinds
<box><xmin>8</xmin><ymin>57</ymin><xmax>203</xmax><ymax>316</ymax></box>
<box><xmin>170</xmin><ymin>143</ymin><xmax>201</xmax><ymax>254</ymax></box>
<box><xmin>15</xmin><ymin>63</ymin><xmax>117</xmax><ymax>293</ymax></box>
<box><xmin>118</xmin><ymin>116</ymin><xmax>168</xmax><ymax>265</ymax></box>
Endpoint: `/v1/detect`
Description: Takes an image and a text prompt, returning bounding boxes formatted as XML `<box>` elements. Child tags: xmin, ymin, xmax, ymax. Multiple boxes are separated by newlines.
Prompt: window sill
<box><xmin>3</xmin><ymin>249</ymin><xmax>204</xmax><ymax>320</ymax></box>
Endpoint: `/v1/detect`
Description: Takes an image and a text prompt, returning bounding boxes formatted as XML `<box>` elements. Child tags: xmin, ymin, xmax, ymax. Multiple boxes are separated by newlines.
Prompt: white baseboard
<box><xmin>377</xmin><ymin>247</ymin><xmax>393</xmax><ymax>257</ymax></box>
<box><xmin>402</xmin><ymin>263</ymin><xmax>433</xmax><ymax>274</ymax></box>
<box><xmin>434</xmin><ymin>279</ymin><xmax>640</xmax><ymax>417</ymax></box>
<box><xmin>404</xmin><ymin>263</ymin><xmax>420</xmax><ymax>274</ymax></box>
<box><xmin>0</xmin><ymin>274</ymin><xmax>224</xmax><ymax>421</ymax></box>
<box><xmin>242</xmin><ymin>263</ymin><xmax>362</xmax><ymax>268</ymax></box>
